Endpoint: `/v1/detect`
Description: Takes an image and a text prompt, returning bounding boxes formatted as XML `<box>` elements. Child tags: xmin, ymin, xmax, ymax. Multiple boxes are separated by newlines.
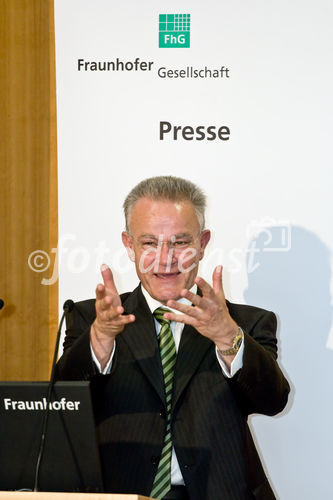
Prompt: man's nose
<box><xmin>158</xmin><ymin>241</ymin><xmax>176</xmax><ymax>266</ymax></box>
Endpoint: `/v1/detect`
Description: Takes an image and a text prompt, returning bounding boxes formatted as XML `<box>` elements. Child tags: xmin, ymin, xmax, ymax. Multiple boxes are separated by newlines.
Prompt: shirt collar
<box><xmin>141</xmin><ymin>283</ymin><xmax>195</xmax><ymax>315</ymax></box>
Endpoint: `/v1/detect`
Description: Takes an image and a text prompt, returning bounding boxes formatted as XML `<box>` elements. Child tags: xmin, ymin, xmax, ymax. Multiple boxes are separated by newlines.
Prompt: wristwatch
<box><xmin>218</xmin><ymin>327</ymin><xmax>244</xmax><ymax>356</ymax></box>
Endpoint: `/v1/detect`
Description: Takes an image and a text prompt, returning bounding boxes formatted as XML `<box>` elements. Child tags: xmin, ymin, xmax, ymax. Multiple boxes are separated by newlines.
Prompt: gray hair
<box><xmin>123</xmin><ymin>176</ymin><xmax>206</xmax><ymax>232</ymax></box>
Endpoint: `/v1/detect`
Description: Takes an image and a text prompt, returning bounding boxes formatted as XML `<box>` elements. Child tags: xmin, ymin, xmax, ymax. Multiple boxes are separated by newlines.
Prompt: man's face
<box><xmin>122</xmin><ymin>198</ymin><xmax>210</xmax><ymax>304</ymax></box>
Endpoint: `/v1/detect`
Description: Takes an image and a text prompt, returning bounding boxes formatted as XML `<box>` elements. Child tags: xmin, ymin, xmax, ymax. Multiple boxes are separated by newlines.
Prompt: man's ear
<box><xmin>122</xmin><ymin>231</ymin><xmax>135</xmax><ymax>261</ymax></box>
<box><xmin>199</xmin><ymin>230</ymin><xmax>211</xmax><ymax>260</ymax></box>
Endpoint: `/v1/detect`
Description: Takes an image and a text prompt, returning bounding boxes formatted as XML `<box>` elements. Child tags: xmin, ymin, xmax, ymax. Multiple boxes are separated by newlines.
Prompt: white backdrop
<box><xmin>54</xmin><ymin>1</ymin><xmax>333</xmax><ymax>498</ymax></box>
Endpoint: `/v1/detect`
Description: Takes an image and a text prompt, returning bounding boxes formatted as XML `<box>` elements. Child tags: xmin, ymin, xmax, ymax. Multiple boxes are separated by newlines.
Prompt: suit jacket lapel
<box><xmin>120</xmin><ymin>285</ymin><xmax>166</xmax><ymax>407</ymax></box>
<box><xmin>172</xmin><ymin>324</ymin><xmax>212</xmax><ymax>413</ymax></box>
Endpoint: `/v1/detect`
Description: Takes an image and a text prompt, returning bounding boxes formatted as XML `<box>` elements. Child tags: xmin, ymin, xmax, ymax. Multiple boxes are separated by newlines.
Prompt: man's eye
<box><xmin>142</xmin><ymin>241</ymin><xmax>157</xmax><ymax>247</ymax></box>
<box><xmin>173</xmin><ymin>241</ymin><xmax>188</xmax><ymax>247</ymax></box>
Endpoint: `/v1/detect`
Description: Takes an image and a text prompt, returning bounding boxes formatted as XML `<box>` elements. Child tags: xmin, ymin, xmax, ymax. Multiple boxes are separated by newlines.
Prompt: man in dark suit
<box><xmin>56</xmin><ymin>176</ymin><xmax>290</xmax><ymax>500</ymax></box>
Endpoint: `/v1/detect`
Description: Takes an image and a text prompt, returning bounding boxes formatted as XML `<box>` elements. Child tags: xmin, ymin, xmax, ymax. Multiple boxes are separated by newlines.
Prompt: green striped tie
<box><xmin>150</xmin><ymin>307</ymin><xmax>177</xmax><ymax>500</ymax></box>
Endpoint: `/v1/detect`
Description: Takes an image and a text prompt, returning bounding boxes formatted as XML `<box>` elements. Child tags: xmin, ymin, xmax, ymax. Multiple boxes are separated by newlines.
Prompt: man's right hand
<box><xmin>90</xmin><ymin>264</ymin><xmax>135</xmax><ymax>370</ymax></box>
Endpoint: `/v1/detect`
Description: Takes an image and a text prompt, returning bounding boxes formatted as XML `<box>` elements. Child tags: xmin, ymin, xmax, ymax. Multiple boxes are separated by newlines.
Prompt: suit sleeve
<box><xmin>228</xmin><ymin>306</ymin><xmax>290</xmax><ymax>416</ymax></box>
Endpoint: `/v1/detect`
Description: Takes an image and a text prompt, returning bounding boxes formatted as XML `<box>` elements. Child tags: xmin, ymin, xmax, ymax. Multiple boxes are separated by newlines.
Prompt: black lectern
<box><xmin>0</xmin><ymin>381</ymin><xmax>103</xmax><ymax>492</ymax></box>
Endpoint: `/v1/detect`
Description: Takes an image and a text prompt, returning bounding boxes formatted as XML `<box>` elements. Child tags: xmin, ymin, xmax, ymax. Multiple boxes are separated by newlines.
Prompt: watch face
<box><xmin>219</xmin><ymin>330</ymin><xmax>243</xmax><ymax>356</ymax></box>
<box><xmin>234</xmin><ymin>334</ymin><xmax>243</xmax><ymax>350</ymax></box>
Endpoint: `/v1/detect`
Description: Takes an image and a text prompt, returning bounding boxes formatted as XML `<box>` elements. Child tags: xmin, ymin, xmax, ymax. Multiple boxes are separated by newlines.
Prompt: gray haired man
<box><xmin>57</xmin><ymin>176</ymin><xmax>289</xmax><ymax>500</ymax></box>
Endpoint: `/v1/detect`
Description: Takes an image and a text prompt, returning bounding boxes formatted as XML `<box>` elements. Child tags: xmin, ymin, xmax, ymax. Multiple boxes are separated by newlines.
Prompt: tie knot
<box><xmin>153</xmin><ymin>307</ymin><xmax>171</xmax><ymax>325</ymax></box>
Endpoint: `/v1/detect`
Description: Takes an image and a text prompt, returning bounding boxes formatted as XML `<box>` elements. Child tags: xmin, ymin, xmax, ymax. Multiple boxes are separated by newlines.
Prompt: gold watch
<box><xmin>218</xmin><ymin>327</ymin><xmax>244</xmax><ymax>356</ymax></box>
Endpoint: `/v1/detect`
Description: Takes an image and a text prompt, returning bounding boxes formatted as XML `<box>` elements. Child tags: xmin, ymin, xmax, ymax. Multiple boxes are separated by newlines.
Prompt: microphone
<box><xmin>33</xmin><ymin>299</ymin><xmax>74</xmax><ymax>491</ymax></box>
<box><xmin>0</xmin><ymin>299</ymin><xmax>4</xmax><ymax>310</ymax></box>
<box><xmin>49</xmin><ymin>300</ymin><xmax>74</xmax><ymax>385</ymax></box>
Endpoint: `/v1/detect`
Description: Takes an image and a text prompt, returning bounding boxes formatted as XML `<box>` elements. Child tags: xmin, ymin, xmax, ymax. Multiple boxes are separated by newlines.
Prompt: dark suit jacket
<box><xmin>56</xmin><ymin>284</ymin><xmax>289</xmax><ymax>500</ymax></box>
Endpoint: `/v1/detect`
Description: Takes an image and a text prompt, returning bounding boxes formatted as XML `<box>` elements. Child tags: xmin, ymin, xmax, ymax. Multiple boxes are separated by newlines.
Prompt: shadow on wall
<box><xmin>243</xmin><ymin>225</ymin><xmax>333</xmax><ymax>500</ymax></box>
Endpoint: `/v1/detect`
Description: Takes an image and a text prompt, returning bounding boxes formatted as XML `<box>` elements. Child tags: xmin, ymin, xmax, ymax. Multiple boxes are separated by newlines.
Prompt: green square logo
<box><xmin>159</xmin><ymin>13</ymin><xmax>191</xmax><ymax>48</ymax></box>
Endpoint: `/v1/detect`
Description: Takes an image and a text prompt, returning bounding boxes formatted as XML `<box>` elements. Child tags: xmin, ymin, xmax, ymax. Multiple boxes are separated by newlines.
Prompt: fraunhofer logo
<box><xmin>159</xmin><ymin>14</ymin><xmax>191</xmax><ymax>48</ymax></box>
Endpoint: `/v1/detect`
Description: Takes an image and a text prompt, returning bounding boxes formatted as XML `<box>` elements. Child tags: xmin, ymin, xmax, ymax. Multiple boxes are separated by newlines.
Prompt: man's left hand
<box><xmin>165</xmin><ymin>265</ymin><xmax>239</xmax><ymax>352</ymax></box>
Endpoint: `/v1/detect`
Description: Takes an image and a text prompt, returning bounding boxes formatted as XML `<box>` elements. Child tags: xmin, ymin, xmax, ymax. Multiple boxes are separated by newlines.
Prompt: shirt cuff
<box><xmin>215</xmin><ymin>339</ymin><xmax>244</xmax><ymax>378</ymax></box>
<box><xmin>90</xmin><ymin>341</ymin><xmax>116</xmax><ymax>374</ymax></box>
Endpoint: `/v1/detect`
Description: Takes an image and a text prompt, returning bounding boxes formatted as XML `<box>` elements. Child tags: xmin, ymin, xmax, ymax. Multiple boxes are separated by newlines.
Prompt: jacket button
<box><xmin>159</xmin><ymin>409</ymin><xmax>166</xmax><ymax>419</ymax></box>
<box><xmin>151</xmin><ymin>456</ymin><xmax>159</xmax><ymax>465</ymax></box>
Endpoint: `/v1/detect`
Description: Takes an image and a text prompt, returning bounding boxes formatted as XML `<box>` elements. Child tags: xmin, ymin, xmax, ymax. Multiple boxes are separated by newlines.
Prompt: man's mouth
<box><xmin>154</xmin><ymin>272</ymin><xmax>181</xmax><ymax>279</ymax></box>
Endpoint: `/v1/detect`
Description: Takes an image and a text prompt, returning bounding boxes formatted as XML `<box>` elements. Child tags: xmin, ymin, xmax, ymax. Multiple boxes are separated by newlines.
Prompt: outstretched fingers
<box><xmin>163</xmin><ymin>310</ymin><xmax>197</xmax><ymax>326</ymax></box>
<box><xmin>194</xmin><ymin>275</ymin><xmax>215</xmax><ymax>299</ymax></box>
<box><xmin>212</xmin><ymin>265</ymin><xmax>225</xmax><ymax>299</ymax></box>
<box><xmin>100</xmin><ymin>264</ymin><xmax>119</xmax><ymax>295</ymax></box>
<box><xmin>95</xmin><ymin>283</ymin><xmax>106</xmax><ymax>301</ymax></box>
<box><xmin>166</xmin><ymin>299</ymin><xmax>202</xmax><ymax>319</ymax></box>
<box><xmin>180</xmin><ymin>289</ymin><xmax>202</xmax><ymax>306</ymax></box>
<box><xmin>109</xmin><ymin>313</ymin><xmax>135</xmax><ymax>326</ymax></box>
<box><xmin>96</xmin><ymin>296</ymin><xmax>135</xmax><ymax>324</ymax></box>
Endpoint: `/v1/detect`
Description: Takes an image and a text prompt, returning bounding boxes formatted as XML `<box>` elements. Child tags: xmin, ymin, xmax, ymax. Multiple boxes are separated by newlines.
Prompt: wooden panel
<box><xmin>48</xmin><ymin>0</ymin><xmax>59</xmax><ymax>369</ymax></box>
<box><xmin>0</xmin><ymin>0</ymin><xmax>58</xmax><ymax>380</ymax></box>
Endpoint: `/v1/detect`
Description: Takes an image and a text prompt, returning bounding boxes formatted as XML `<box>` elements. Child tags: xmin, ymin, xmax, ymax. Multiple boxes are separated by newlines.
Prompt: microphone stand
<box><xmin>33</xmin><ymin>299</ymin><xmax>74</xmax><ymax>491</ymax></box>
